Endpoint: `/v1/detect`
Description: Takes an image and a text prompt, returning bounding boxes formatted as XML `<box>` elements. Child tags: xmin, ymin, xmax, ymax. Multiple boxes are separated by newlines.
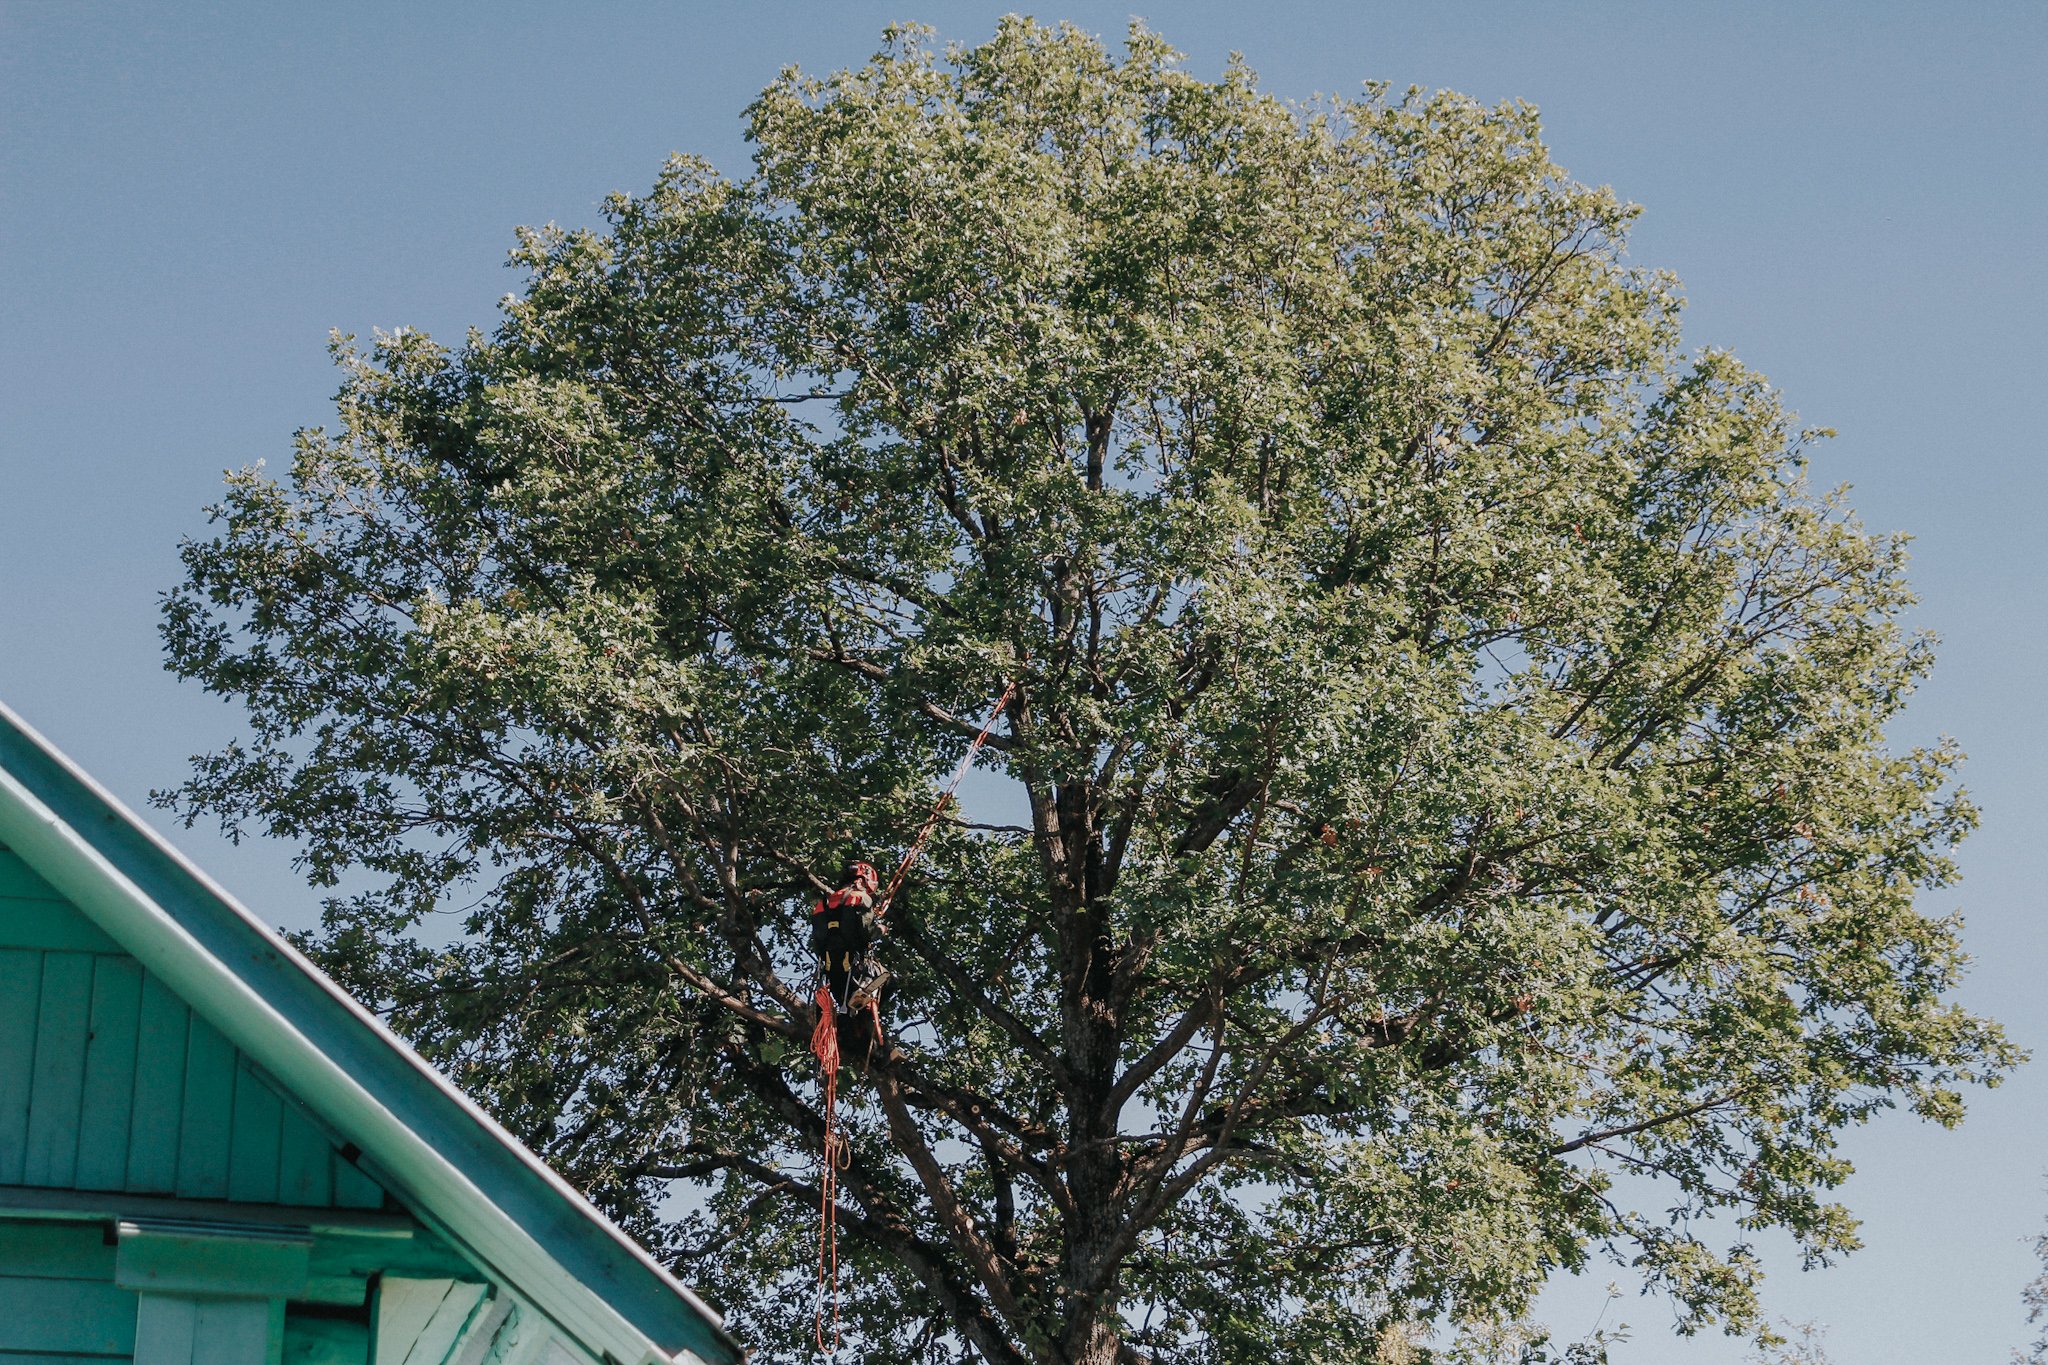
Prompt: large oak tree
<box><xmin>161</xmin><ymin>20</ymin><xmax>2015</xmax><ymax>1365</ymax></box>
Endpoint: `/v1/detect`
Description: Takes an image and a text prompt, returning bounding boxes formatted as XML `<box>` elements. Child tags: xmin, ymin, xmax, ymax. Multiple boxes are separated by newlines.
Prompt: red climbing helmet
<box><xmin>850</xmin><ymin>861</ymin><xmax>879</xmax><ymax>892</ymax></box>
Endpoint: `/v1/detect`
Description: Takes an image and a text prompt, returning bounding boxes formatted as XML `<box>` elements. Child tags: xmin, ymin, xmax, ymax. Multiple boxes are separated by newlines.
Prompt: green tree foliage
<box><xmin>1747</xmin><ymin>1321</ymin><xmax>1837</xmax><ymax>1365</ymax></box>
<box><xmin>160</xmin><ymin>21</ymin><xmax>2016</xmax><ymax>1365</ymax></box>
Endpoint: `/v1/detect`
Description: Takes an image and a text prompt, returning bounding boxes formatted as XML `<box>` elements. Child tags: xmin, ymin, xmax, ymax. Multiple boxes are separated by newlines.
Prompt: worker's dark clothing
<box><xmin>811</xmin><ymin>883</ymin><xmax>880</xmax><ymax>1007</ymax></box>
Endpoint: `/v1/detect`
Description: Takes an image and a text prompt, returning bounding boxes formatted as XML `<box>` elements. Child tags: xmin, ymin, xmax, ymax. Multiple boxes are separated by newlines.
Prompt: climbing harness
<box><xmin>807</xmin><ymin>679</ymin><xmax>1016</xmax><ymax>1356</ymax></box>
<box><xmin>812</xmin><ymin>863</ymin><xmax>882</xmax><ymax>1008</ymax></box>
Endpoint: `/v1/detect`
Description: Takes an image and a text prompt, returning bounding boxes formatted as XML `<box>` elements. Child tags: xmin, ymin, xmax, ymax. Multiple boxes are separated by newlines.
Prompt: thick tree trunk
<box><xmin>1057</xmin><ymin>1297</ymin><xmax>1123</xmax><ymax>1365</ymax></box>
<box><xmin>1057</xmin><ymin>1127</ymin><xmax>1126</xmax><ymax>1364</ymax></box>
<box><xmin>1044</xmin><ymin>769</ymin><xmax>1129</xmax><ymax>1365</ymax></box>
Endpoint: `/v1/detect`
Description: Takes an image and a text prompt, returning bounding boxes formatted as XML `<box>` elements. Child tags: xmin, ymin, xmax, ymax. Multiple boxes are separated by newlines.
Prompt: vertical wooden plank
<box><xmin>277</xmin><ymin>1099</ymin><xmax>334</xmax><ymax>1207</ymax></box>
<box><xmin>24</xmin><ymin>949</ymin><xmax>94</xmax><ymax>1185</ymax></box>
<box><xmin>176</xmin><ymin>1011</ymin><xmax>237</xmax><ymax>1198</ymax></box>
<box><xmin>446</xmin><ymin>1297</ymin><xmax>513</xmax><ymax>1365</ymax></box>
<box><xmin>128</xmin><ymin>970</ymin><xmax>190</xmax><ymax>1193</ymax></box>
<box><xmin>136</xmin><ymin>1294</ymin><xmax>286</xmax><ymax>1365</ymax></box>
<box><xmin>402</xmin><ymin>1283</ymin><xmax>488</xmax><ymax>1365</ymax></box>
<box><xmin>462</xmin><ymin>1301</ymin><xmax>529</xmax><ymax>1365</ymax></box>
<box><xmin>333</xmin><ymin>1152</ymin><xmax>387</xmax><ymax>1210</ymax></box>
<box><xmin>374</xmin><ymin>1278</ymin><xmax>453</xmax><ymax>1365</ymax></box>
<box><xmin>136</xmin><ymin>1291</ymin><xmax>199</xmax><ymax>1365</ymax></box>
<box><xmin>0</xmin><ymin>948</ymin><xmax>43</xmax><ymax>1183</ymax></box>
<box><xmin>75</xmin><ymin>953</ymin><xmax>144</xmax><ymax>1189</ymax></box>
<box><xmin>191</xmin><ymin>1295</ymin><xmax>275</xmax><ymax>1363</ymax></box>
<box><xmin>228</xmin><ymin>1057</ymin><xmax>284</xmax><ymax>1203</ymax></box>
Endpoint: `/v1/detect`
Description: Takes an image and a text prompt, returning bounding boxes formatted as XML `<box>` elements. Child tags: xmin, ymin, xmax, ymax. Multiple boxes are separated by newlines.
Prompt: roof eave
<box><xmin>0</xmin><ymin>701</ymin><xmax>742</xmax><ymax>1365</ymax></box>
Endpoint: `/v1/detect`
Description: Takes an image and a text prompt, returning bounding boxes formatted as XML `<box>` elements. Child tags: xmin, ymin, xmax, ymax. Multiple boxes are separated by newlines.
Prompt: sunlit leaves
<box><xmin>159</xmin><ymin>18</ymin><xmax>2014</xmax><ymax>1365</ymax></box>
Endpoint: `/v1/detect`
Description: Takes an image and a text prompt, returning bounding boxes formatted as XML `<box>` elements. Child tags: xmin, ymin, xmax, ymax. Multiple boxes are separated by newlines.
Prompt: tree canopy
<box><xmin>160</xmin><ymin>20</ymin><xmax>2016</xmax><ymax>1365</ymax></box>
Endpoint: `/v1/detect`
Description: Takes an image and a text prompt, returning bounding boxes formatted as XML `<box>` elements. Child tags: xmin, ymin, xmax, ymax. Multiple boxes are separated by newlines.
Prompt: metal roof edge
<box><xmin>0</xmin><ymin>699</ymin><xmax>742</xmax><ymax>1365</ymax></box>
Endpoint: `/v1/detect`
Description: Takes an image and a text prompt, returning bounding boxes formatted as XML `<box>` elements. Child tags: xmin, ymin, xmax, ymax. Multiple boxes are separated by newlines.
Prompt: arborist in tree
<box><xmin>811</xmin><ymin>860</ymin><xmax>888</xmax><ymax>1011</ymax></box>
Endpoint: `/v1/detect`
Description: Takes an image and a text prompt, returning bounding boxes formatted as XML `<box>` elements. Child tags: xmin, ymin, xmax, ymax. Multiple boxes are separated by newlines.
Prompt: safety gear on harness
<box><xmin>811</xmin><ymin>862</ymin><xmax>884</xmax><ymax>1009</ymax></box>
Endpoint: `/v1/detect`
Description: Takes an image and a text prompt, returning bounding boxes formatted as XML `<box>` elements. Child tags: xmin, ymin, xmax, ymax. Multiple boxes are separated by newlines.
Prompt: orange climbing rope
<box><xmin>811</xmin><ymin>985</ymin><xmax>847</xmax><ymax>1355</ymax></box>
<box><xmin>878</xmin><ymin>679</ymin><xmax>1017</xmax><ymax>916</ymax></box>
<box><xmin>809</xmin><ymin>679</ymin><xmax>1016</xmax><ymax>1357</ymax></box>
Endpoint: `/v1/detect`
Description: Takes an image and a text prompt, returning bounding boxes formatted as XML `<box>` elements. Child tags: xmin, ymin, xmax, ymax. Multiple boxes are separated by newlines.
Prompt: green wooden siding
<box><xmin>0</xmin><ymin>1224</ymin><xmax>481</xmax><ymax>1365</ymax></box>
<box><xmin>0</xmin><ymin>894</ymin><xmax>386</xmax><ymax>1212</ymax></box>
<box><xmin>75</xmin><ymin>955</ymin><xmax>142</xmax><ymax>1190</ymax></box>
<box><xmin>0</xmin><ymin>948</ymin><xmax>42</xmax><ymax>1183</ymax></box>
<box><xmin>0</xmin><ymin>1275</ymin><xmax>138</xmax><ymax>1356</ymax></box>
<box><xmin>0</xmin><ymin>852</ymin><xmax>119</xmax><ymax>953</ymax></box>
<box><xmin>26</xmin><ymin>950</ymin><xmax>94</xmax><ymax>1187</ymax></box>
<box><xmin>229</xmin><ymin>1057</ymin><xmax>285</xmax><ymax>1203</ymax></box>
<box><xmin>126</xmin><ymin>972</ymin><xmax>188</xmax><ymax>1194</ymax></box>
<box><xmin>132</xmin><ymin>1294</ymin><xmax>280</xmax><ymax>1364</ymax></box>
<box><xmin>282</xmin><ymin>1316</ymin><xmax>370</xmax><ymax>1365</ymax></box>
<box><xmin>175</xmin><ymin>1012</ymin><xmax>237</xmax><ymax>1200</ymax></box>
<box><xmin>0</xmin><ymin>1221</ymin><xmax>135</xmax><ymax>1361</ymax></box>
<box><xmin>373</xmin><ymin>1278</ymin><xmax>491</xmax><ymax>1365</ymax></box>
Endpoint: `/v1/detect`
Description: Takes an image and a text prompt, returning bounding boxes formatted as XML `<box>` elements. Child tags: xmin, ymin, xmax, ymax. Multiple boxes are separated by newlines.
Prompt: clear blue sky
<box><xmin>2</xmin><ymin>3</ymin><xmax>2042</xmax><ymax>1358</ymax></box>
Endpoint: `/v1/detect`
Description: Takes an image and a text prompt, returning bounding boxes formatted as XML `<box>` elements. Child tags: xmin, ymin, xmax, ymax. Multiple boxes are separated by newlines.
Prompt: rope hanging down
<box><xmin>878</xmin><ymin>679</ymin><xmax>1018</xmax><ymax>916</ymax></box>
<box><xmin>811</xmin><ymin>985</ymin><xmax>849</xmax><ymax>1355</ymax></box>
<box><xmin>809</xmin><ymin>679</ymin><xmax>1016</xmax><ymax>1357</ymax></box>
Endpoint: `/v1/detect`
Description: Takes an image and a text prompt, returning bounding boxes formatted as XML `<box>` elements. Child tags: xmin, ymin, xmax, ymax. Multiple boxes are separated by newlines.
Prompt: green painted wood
<box><xmin>175</xmin><ymin>1014</ymin><xmax>237</xmax><ymax>1199</ymax></box>
<box><xmin>0</xmin><ymin>1274</ymin><xmax>139</xmax><ymax>1354</ymax></box>
<box><xmin>0</xmin><ymin>896</ymin><xmax>123</xmax><ymax>953</ymax></box>
<box><xmin>133</xmin><ymin>1293</ymin><xmax>282</xmax><ymax>1365</ymax></box>
<box><xmin>277</xmin><ymin>1101</ymin><xmax>333</xmax><ymax>1208</ymax></box>
<box><xmin>301</xmin><ymin>1277</ymin><xmax>372</xmax><ymax>1307</ymax></box>
<box><xmin>117</xmin><ymin>1223</ymin><xmax>310</xmax><ymax>1301</ymax></box>
<box><xmin>228</xmin><ymin>1060</ymin><xmax>284</xmax><ymax>1203</ymax></box>
<box><xmin>133</xmin><ymin>1294</ymin><xmax>198</xmax><ymax>1365</ymax></box>
<box><xmin>269</xmin><ymin>1302</ymin><xmax>290</xmax><ymax>1365</ymax></box>
<box><xmin>373</xmin><ymin>1278</ymin><xmax>452</xmax><ymax>1365</ymax></box>
<box><xmin>332</xmin><ymin>1157</ymin><xmax>384</xmax><ymax>1211</ymax></box>
<box><xmin>0</xmin><ymin>1354</ymin><xmax>134</xmax><ymax>1363</ymax></box>
<box><xmin>445</xmin><ymin>1298</ymin><xmax>513</xmax><ymax>1365</ymax></box>
<box><xmin>24</xmin><ymin>952</ymin><xmax>94</xmax><ymax>1187</ymax></box>
<box><xmin>0</xmin><ymin>852</ymin><xmax>64</xmax><ymax>901</ymax></box>
<box><xmin>402</xmin><ymin>1283</ymin><xmax>487</xmax><ymax>1365</ymax></box>
<box><xmin>0</xmin><ymin>712</ymin><xmax>743</xmax><ymax>1365</ymax></box>
<box><xmin>305</xmin><ymin>1229</ymin><xmax>471</xmax><ymax>1297</ymax></box>
<box><xmin>0</xmin><ymin>1221</ymin><xmax>116</xmax><ymax>1280</ymax></box>
<box><xmin>1</xmin><ymin>939</ymin><xmax>393</xmax><ymax>1225</ymax></box>
<box><xmin>125</xmin><ymin>973</ymin><xmax>188</xmax><ymax>1195</ymax></box>
<box><xmin>0</xmin><ymin>946</ymin><xmax>387</xmax><ymax>1214</ymax></box>
<box><xmin>470</xmin><ymin>1303</ymin><xmax>526</xmax><ymax>1365</ymax></box>
<box><xmin>283</xmin><ymin>1316</ymin><xmax>370</xmax><ymax>1365</ymax></box>
<box><xmin>75</xmin><ymin>955</ymin><xmax>143</xmax><ymax>1190</ymax></box>
<box><xmin>0</xmin><ymin>949</ymin><xmax>42</xmax><ymax>1184</ymax></box>
<box><xmin>262</xmin><ymin>1300</ymin><xmax>291</xmax><ymax>1365</ymax></box>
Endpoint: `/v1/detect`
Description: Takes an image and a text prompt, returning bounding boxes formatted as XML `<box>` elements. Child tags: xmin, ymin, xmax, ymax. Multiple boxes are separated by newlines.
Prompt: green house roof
<box><xmin>0</xmin><ymin>701</ymin><xmax>743</xmax><ymax>1365</ymax></box>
